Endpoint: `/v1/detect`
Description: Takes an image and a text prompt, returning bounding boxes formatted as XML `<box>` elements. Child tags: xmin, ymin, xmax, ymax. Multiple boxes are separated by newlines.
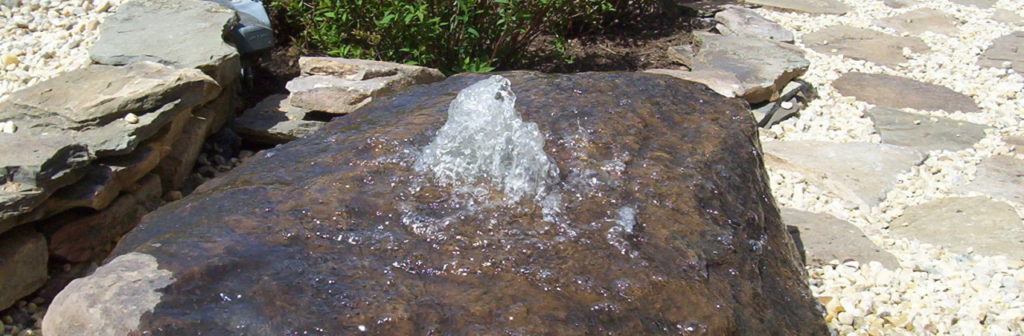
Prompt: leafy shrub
<box><xmin>269</xmin><ymin>0</ymin><xmax>669</xmax><ymax>74</ymax></box>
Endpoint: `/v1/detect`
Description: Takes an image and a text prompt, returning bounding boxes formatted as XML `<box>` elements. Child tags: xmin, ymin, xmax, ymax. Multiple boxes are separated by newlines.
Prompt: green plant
<box><xmin>270</xmin><ymin>0</ymin><xmax>666</xmax><ymax>74</ymax></box>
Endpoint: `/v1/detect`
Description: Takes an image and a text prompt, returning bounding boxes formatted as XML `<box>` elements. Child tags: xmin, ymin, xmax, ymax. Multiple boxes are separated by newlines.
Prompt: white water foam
<box><xmin>414</xmin><ymin>75</ymin><xmax>559</xmax><ymax>203</ymax></box>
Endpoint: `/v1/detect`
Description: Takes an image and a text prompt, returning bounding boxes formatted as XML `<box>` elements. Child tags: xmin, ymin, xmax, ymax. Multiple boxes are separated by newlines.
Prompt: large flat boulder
<box><xmin>45</xmin><ymin>72</ymin><xmax>826</xmax><ymax>335</ymax></box>
<box><xmin>660</xmin><ymin>32</ymin><xmax>808</xmax><ymax>103</ymax></box>
<box><xmin>833</xmin><ymin>72</ymin><xmax>979</xmax><ymax>113</ymax></box>
<box><xmin>802</xmin><ymin>26</ymin><xmax>930</xmax><ymax>67</ymax></box>
<box><xmin>90</xmin><ymin>0</ymin><xmax>240</xmax><ymax>84</ymax></box>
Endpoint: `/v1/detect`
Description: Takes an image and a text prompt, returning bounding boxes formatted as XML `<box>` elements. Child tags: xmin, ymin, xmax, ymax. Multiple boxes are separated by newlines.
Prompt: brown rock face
<box><xmin>57</xmin><ymin>72</ymin><xmax>825</xmax><ymax>335</ymax></box>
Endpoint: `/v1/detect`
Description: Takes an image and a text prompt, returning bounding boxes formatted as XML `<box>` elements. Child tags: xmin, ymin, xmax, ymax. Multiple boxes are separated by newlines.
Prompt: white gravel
<box><xmin>758</xmin><ymin>0</ymin><xmax>1024</xmax><ymax>334</ymax></box>
<box><xmin>0</xmin><ymin>0</ymin><xmax>123</xmax><ymax>101</ymax></box>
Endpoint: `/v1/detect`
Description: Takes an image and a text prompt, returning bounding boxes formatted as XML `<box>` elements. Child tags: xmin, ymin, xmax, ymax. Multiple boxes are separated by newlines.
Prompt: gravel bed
<box><xmin>0</xmin><ymin>0</ymin><xmax>123</xmax><ymax>101</ymax></box>
<box><xmin>758</xmin><ymin>0</ymin><xmax>1024</xmax><ymax>334</ymax></box>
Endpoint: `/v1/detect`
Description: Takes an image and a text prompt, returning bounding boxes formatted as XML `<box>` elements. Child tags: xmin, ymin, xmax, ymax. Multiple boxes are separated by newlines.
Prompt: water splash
<box><xmin>414</xmin><ymin>75</ymin><xmax>559</xmax><ymax>203</ymax></box>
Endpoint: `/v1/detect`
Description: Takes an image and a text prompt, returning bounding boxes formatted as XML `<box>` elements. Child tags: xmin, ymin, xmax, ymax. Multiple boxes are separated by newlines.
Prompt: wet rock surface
<box><xmin>49</xmin><ymin>72</ymin><xmax>826</xmax><ymax>335</ymax></box>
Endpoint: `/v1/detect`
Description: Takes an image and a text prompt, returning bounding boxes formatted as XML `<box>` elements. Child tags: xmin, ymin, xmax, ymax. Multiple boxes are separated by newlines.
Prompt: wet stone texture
<box><xmin>65</xmin><ymin>72</ymin><xmax>825</xmax><ymax>335</ymax></box>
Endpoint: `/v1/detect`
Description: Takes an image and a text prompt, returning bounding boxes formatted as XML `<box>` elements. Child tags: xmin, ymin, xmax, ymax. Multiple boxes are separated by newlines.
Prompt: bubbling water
<box><xmin>414</xmin><ymin>75</ymin><xmax>559</xmax><ymax>203</ymax></box>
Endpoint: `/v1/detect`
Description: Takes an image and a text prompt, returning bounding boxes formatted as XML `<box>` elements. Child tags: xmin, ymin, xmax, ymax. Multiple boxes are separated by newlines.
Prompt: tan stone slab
<box><xmin>993</xmin><ymin>9</ymin><xmax>1024</xmax><ymax>26</ymax></box>
<box><xmin>950</xmin><ymin>0</ymin><xmax>996</xmax><ymax>8</ymax></box>
<box><xmin>978</xmin><ymin>32</ymin><xmax>1024</xmax><ymax>73</ymax></box>
<box><xmin>892</xmin><ymin>197</ymin><xmax>1024</xmax><ymax>259</ymax></box>
<box><xmin>802</xmin><ymin>25</ymin><xmax>930</xmax><ymax>67</ymax></box>
<box><xmin>783</xmin><ymin>208</ymin><xmax>899</xmax><ymax>268</ymax></box>
<box><xmin>763</xmin><ymin>141</ymin><xmax>926</xmax><ymax>207</ymax></box>
<box><xmin>866</xmin><ymin>107</ymin><xmax>987</xmax><ymax>153</ymax></box>
<box><xmin>875</xmin><ymin>8</ymin><xmax>959</xmax><ymax>35</ymax></box>
<box><xmin>833</xmin><ymin>73</ymin><xmax>979</xmax><ymax>112</ymax></box>
<box><xmin>965</xmin><ymin>155</ymin><xmax>1024</xmax><ymax>206</ymax></box>
<box><xmin>744</xmin><ymin>0</ymin><xmax>850</xmax><ymax>14</ymax></box>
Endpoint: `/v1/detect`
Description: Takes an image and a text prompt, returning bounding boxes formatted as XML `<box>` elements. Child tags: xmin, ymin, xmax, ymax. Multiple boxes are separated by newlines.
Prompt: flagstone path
<box><xmin>749</xmin><ymin>0</ymin><xmax>1024</xmax><ymax>334</ymax></box>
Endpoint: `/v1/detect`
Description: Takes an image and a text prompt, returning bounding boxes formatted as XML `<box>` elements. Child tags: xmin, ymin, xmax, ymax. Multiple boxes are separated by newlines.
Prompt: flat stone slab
<box><xmin>978</xmin><ymin>32</ymin><xmax>1024</xmax><ymax>73</ymax></box>
<box><xmin>875</xmin><ymin>9</ymin><xmax>959</xmax><ymax>35</ymax></box>
<box><xmin>286</xmin><ymin>57</ymin><xmax>445</xmax><ymax>114</ymax></box>
<box><xmin>950</xmin><ymin>0</ymin><xmax>996</xmax><ymax>8</ymax></box>
<box><xmin>892</xmin><ymin>197</ymin><xmax>1024</xmax><ymax>259</ymax></box>
<box><xmin>90</xmin><ymin>0</ymin><xmax>239</xmax><ymax>83</ymax></box>
<box><xmin>993</xmin><ymin>10</ymin><xmax>1024</xmax><ymax>26</ymax></box>
<box><xmin>0</xmin><ymin>136</ymin><xmax>92</xmax><ymax>227</ymax></box>
<box><xmin>0</xmin><ymin>62</ymin><xmax>217</xmax><ymax>224</ymax></box>
<box><xmin>1007</xmin><ymin>135</ymin><xmax>1024</xmax><ymax>156</ymax></box>
<box><xmin>883</xmin><ymin>0</ymin><xmax>919</xmax><ymax>8</ymax></box>
<box><xmin>833</xmin><ymin>73</ymin><xmax>979</xmax><ymax>113</ymax></box>
<box><xmin>0</xmin><ymin>227</ymin><xmax>47</xmax><ymax>310</ymax></box>
<box><xmin>802</xmin><ymin>26</ymin><xmax>930</xmax><ymax>67</ymax></box>
<box><xmin>965</xmin><ymin>155</ymin><xmax>1024</xmax><ymax>205</ymax></box>
<box><xmin>866</xmin><ymin>107</ymin><xmax>987</xmax><ymax>153</ymax></box>
<box><xmin>645</xmin><ymin>69</ymin><xmax>746</xmax><ymax>99</ymax></box>
<box><xmin>234</xmin><ymin>94</ymin><xmax>325</xmax><ymax>145</ymax></box>
<box><xmin>662</xmin><ymin>32</ymin><xmax>808</xmax><ymax>103</ymax></box>
<box><xmin>744</xmin><ymin>0</ymin><xmax>850</xmax><ymax>14</ymax></box>
<box><xmin>715</xmin><ymin>6</ymin><xmax>795</xmax><ymax>43</ymax></box>
<box><xmin>40</xmin><ymin>174</ymin><xmax>163</xmax><ymax>263</ymax></box>
<box><xmin>783</xmin><ymin>208</ymin><xmax>899</xmax><ymax>268</ymax></box>
<box><xmin>763</xmin><ymin>141</ymin><xmax>925</xmax><ymax>207</ymax></box>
